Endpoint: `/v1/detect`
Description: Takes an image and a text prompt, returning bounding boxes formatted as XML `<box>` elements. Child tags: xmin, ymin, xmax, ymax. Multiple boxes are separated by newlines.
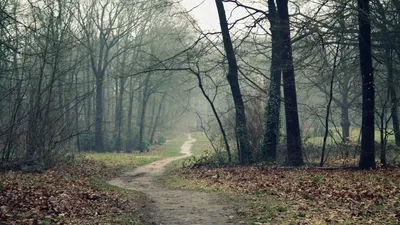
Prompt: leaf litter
<box><xmin>0</xmin><ymin>158</ymin><xmax>144</xmax><ymax>225</ymax></box>
<box><xmin>175</xmin><ymin>166</ymin><xmax>400</xmax><ymax>224</ymax></box>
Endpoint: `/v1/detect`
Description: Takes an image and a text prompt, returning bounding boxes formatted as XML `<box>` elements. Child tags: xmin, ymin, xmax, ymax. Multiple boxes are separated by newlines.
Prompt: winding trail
<box><xmin>108</xmin><ymin>134</ymin><xmax>234</xmax><ymax>225</ymax></box>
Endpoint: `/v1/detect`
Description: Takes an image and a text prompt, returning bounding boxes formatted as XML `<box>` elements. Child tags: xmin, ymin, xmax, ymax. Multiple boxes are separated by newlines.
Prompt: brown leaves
<box><xmin>0</xmin><ymin>159</ymin><xmax>135</xmax><ymax>224</ymax></box>
<box><xmin>179</xmin><ymin>166</ymin><xmax>400</xmax><ymax>224</ymax></box>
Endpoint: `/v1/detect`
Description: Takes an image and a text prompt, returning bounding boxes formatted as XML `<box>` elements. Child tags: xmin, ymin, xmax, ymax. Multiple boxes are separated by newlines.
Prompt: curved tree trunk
<box><xmin>195</xmin><ymin>72</ymin><xmax>232</xmax><ymax>162</ymax></box>
<box><xmin>215</xmin><ymin>0</ymin><xmax>251</xmax><ymax>165</ymax></box>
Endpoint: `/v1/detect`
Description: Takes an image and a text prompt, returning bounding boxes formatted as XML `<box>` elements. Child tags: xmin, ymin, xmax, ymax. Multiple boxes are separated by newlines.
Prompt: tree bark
<box><xmin>340</xmin><ymin>103</ymin><xmax>351</xmax><ymax>143</ymax></box>
<box><xmin>75</xmin><ymin>68</ymin><xmax>81</xmax><ymax>153</ymax></box>
<box><xmin>138</xmin><ymin>74</ymin><xmax>150</xmax><ymax>152</ymax></box>
<box><xmin>386</xmin><ymin>37</ymin><xmax>400</xmax><ymax>147</ymax></box>
<box><xmin>263</xmin><ymin>0</ymin><xmax>281</xmax><ymax>162</ymax></box>
<box><xmin>215</xmin><ymin>0</ymin><xmax>251</xmax><ymax>165</ymax></box>
<box><xmin>126</xmin><ymin>77</ymin><xmax>135</xmax><ymax>153</ymax></box>
<box><xmin>379</xmin><ymin>107</ymin><xmax>387</xmax><ymax>167</ymax></box>
<box><xmin>276</xmin><ymin>0</ymin><xmax>304</xmax><ymax>166</ymax></box>
<box><xmin>148</xmin><ymin>99</ymin><xmax>157</xmax><ymax>137</ymax></box>
<box><xmin>114</xmin><ymin>76</ymin><xmax>119</xmax><ymax>133</ymax></box>
<box><xmin>150</xmin><ymin>93</ymin><xmax>167</xmax><ymax>144</ymax></box>
<box><xmin>95</xmin><ymin>75</ymin><xmax>104</xmax><ymax>152</ymax></box>
<box><xmin>115</xmin><ymin>77</ymin><xmax>126</xmax><ymax>152</ymax></box>
<box><xmin>358</xmin><ymin>0</ymin><xmax>376</xmax><ymax>169</ymax></box>
<box><xmin>85</xmin><ymin>61</ymin><xmax>92</xmax><ymax>130</ymax></box>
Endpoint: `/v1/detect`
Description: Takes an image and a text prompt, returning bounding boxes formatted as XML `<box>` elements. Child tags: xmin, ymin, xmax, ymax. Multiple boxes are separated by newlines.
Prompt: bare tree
<box><xmin>358</xmin><ymin>0</ymin><xmax>376</xmax><ymax>169</ymax></box>
<box><xmin>276</xmin><ymin>0</ymin><xmax>304</xmax><ymax>166</ymax></box>
<box><xmin>215</xmin><ymin>0</ymin><xmax>251</xmax><ymax>165</ymax></box>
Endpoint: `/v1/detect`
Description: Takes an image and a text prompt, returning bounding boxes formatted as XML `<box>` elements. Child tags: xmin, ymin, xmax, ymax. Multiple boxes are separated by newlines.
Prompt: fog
<box><xmin>0</xmin><ymin>0</ymin><xmax>396</xmax><ymax>169</ymax></box>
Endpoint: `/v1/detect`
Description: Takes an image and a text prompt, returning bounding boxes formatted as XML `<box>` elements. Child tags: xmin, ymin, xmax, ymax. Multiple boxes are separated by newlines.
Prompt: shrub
<box><xmin>183</xmin><ymin>150</ymin><xmax>230</xmax><ymax>168</ymax></box>
<box><xmin>79</xmin><ymin>131</ymin><xmax>126</xmax><ymax>152</ymax></box>
<box><xmin>156</xmin><ymin>135</ymin><xmax>166</xmax><ymax>145</ymax></box>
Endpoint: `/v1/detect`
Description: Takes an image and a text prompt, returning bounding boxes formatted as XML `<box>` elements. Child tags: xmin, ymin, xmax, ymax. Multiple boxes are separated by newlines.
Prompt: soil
<box><xmin>108</xmin><ymin>134</ymin><xmax>235</xmax><ymax>225</ymax></box>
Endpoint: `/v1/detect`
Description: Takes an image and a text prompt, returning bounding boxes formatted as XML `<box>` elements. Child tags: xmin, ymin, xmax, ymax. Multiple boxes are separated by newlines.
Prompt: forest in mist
<box><xmin>0</xmin><ymin>0</ymin><xmax>399</xmax><ymax>170</ymax></box>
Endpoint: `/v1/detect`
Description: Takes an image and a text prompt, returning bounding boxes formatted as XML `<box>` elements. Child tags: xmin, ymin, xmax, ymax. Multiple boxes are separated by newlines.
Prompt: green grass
<box><xmin>159</xmin><ymin>134</ymin><xmax>188</xmax><ymax>157</ymax></box>
<box><xmin>306</xmin><ymin>127</ymin><xmax>395</xmax><ymax>145</ymax></box>
<box><xmin>84</xmin><ymin>134</ymin><xmax>189</xmax><ymax>171</ymax></box>
<box><xmin>158</xmin><ymin>132</ymin><xmax>213</xmax><ymax>185</ymax></box>
<box><xmin>190</xmin><ymin>132</ymin><xmax>213</xmax><ymax>157</ymax></box>
<box><xmin>84</xmin><ymin>153</ymin><xmax>163</xmax><ymax>171</ymax></box>
<box><xmin>161</xmin><ymin>132</ymin><xmax>213</xmax><ymax>172</ymax></box>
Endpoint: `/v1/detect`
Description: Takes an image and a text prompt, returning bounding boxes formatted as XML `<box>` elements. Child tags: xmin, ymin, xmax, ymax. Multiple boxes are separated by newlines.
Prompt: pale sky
<box><xmin>179</xmin><ymin>0</ymin><xmax>252</xmax><ymax>31</ymax></box>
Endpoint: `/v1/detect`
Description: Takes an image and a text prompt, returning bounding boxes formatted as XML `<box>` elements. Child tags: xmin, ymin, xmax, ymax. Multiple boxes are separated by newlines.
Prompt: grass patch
<box><xmin>84</xmin><ymin>153</ymin><xmax>163</xmax><ymax>171</ymax></box>
<box><xmin>84</xmin><ymin>134</ymin><xmax>189</xmax><ymax>171</ymax></box>
<box><xmin>159</xmin><ymin>134</ymin><xmax>188</xmax><ymax>157</ymax></box>
<box><xmin>306</xmin><ymin>127</ymin><xmax>395</xmax><ymax>144</ymax></box>
<box><xmin>190</xmin><ymin>132</ymin><xmax>213</xmax><ymax>157</ymax></box>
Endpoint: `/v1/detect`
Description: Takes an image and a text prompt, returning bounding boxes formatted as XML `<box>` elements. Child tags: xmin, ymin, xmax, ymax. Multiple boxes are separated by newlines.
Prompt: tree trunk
<box><xmin>115</xmin><ymin>77</ymin><xmax>125</xmax><ymax>152</ymax></box>
<box><xmin>95</xmin><ymin>75</ymin><xmax>104</xmax><ymax>152</ymax></box>
<box><xmin>276</xmin><ymin>0</ymin><xmax>304</xmax><ymax>166</ymax></box>
<box><xmin>126</xmin><ymin>78</ymin><xmax>135</xmax><ymax>153</ymax></box>
<box><xmin>340</xmin><ymin>103</ymin><xmax>351</xmax><ymax>143</ymax></box>
<box><xmin>387</xmin><ymin>43</ymin><xmax>400</xmax><ymax>146</ymax></box>
<box><xmin>136</xmin><ymin>79</ymin><xmax>143</xmax><ymax>127</ymax></box>
<box><xmin>138</xmin><ymin>75</ymin><xmax>150</xmax><ymax>152</ymax></box>
<box><xmin>376</xmin><ymin>0</ymin><xmax>400</xmax><ymax>147</ymax></box>
<box><xmin>195</xmin><ymin>72</ymin><xmax>232</xmax><ymax>162</ymax></box>
<box><xmin>389</xmin><ymin>82</ymin><xmax>400</xmax><ymax>146</ymax></box>
<box><xmin>263</xmin><ymin>0</ymin><xmax>281</xmax><ymax>162</ymax></box>
<box><xmin>215</xmin><ymin>0</ymin><xmax>251</xmax><ymax>165</ymax></box>
<box><xmin>85</xmin><ymin>62</ymin><xmax>92</xmax><ymax>130</ymax></box>
<box><xmin>105</xmin><ymin>76</ymin><xmax>111</xmax><ymax>132</ymax></box>
<box><xmin>114</xmin><ymin>76</ymin><xmax>119</xmax><ymax>132</ymax></box>
<box><xmin>148</xmin><ymin>98</ymin><xmax>157</xmax><ymax>137</ymax></box>
<box><xmin>150</xmin><ymin>93</ymin><xmax>167</xmax><ymax>144</ymax></box>
<box><xmin>357</xmin><ymin>0</ymin><xmax>375</xmax><ymax>169</ymax></box>
<box><xmin>320</xmin><ymin>44</ymin><xmax>340</xmax><ymax>167</ymax></box>
<box><xmin>379</xmin><ymin>107</ymin><xmax>387</xmax><ymax>167</ymax></box>
<box><xmin>75</xmin><ymin>69</ymin><xmax>81</xmax><ymax>153</ymax></box>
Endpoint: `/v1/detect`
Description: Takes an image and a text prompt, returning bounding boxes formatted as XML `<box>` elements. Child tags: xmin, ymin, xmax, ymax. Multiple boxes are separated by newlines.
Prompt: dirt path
<box><xmin>108</xmin><ymin>134</ymin><xmax>235</xmax><ymax>225</ymax></box>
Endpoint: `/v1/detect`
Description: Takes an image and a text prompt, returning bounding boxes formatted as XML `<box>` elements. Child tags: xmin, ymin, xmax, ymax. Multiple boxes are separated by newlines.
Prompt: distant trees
<box><xmin>0</xmin><ymin>0</ymin><xmax>193</xmax><ymax>169</ymax></box>
<box><xmin>1</xmin><ymin>0</ymin><xmax>400</xmax><ymax>170</ymax></box>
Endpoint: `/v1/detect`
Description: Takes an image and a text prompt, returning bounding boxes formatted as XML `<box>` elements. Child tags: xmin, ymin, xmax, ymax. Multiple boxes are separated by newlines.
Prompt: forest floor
<box><xmin>1</xmin><ymin>133</ymin><xmax>399</xmax><ymax>224</ymax></box>
<box><xmin>0</xmin><ymin>156</ymin><xmax>149</xmax><ymax>224</ymax></box>
<box><xmin>0</xmin><ymin>135</ymin><xmax>191</xmax><ymax>224</ymax></box>
<box><xmin>108</xmin><ymin>133</ymin><xmax>236</xmax><ymax>225</ymax></box>
<box><xmin>162</xmin><ymin>134</ymin><xmax>400</xmax><ymax>225</ymax></box>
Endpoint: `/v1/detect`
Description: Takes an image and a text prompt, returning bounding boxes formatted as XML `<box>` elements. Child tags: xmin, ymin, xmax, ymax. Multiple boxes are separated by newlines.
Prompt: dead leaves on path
<box><xmin>179</xmin><ymin>166</ymin><xmax>400</xmax><ymax>224</ymax></box>
<box><xmin>0</xmin><ymin>159</ymin><xmax>138</xmax><ymax>224</ymax></box>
